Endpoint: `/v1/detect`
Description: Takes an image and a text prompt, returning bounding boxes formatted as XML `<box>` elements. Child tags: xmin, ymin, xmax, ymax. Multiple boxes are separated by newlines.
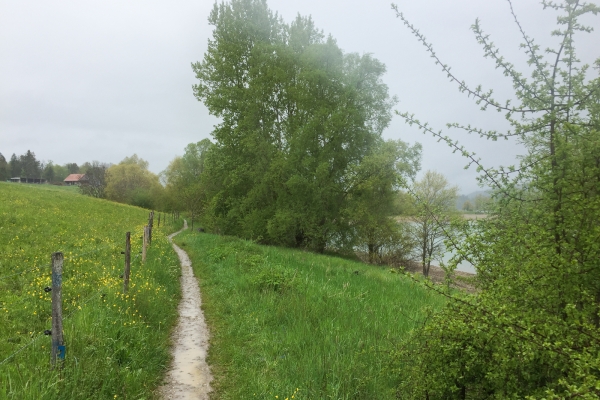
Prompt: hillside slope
<box><xmin>0</xmin><ymin>182</ymin><xmax>182</xmax><ymax>399</ymax></box>
<box><xmin>174</xmin><ymin>230</ymin><xmax>443</xmax><ymax>399</ymax></box>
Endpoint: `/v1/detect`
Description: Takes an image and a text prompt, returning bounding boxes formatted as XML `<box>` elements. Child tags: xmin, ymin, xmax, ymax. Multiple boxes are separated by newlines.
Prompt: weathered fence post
<box><xmin>51</xmin><ymin>252</ymin><xmax>65</xmax><ymax>367</ymax></box>
<box><xmin>158</xmin><ymin>213</ymin><xmax>161</xmax><ymax>228</ymax></box>
<box><xmin>148</xmin><ymin>212</ymin><xmax>154</xmax><ymax>245</ymax></box>
<box><xmin>142</xmin><ymin>226</ymin><xmax>148</xmax><ymax>262</ymax></box>
<box><xmin>123</xmin><ymin>232</ymin><xmax>131</xmax><ymax>293</ymax></box>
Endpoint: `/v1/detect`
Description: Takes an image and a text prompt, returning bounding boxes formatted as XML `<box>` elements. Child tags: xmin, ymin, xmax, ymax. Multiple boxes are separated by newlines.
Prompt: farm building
<box><xmin>10</xmin><ymin>177</ymin><xmax>47</xmax><ymax>184</ymax></box>
<box><xmin>64</xmin><ymin>174</ymin><xmax>87</xmax><ymax>185</ymax></box>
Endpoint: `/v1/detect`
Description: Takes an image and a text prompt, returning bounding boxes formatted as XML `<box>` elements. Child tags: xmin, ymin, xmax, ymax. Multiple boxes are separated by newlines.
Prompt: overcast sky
<box><xmin>1</xmin><ymin>0</ymin><xmax>598</xmax><ymax>193</ymax></box>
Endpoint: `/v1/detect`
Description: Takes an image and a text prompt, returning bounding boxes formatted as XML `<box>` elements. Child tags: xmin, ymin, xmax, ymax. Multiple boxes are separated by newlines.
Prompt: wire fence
<box><xmin>0</xmin><ymin>264</ymin><xmax>51</xmax><ymax>281</ymax></box>
<box><xmin>0</xmin><ymin>211</ymin><xmax>171</xmax><ymax>369</ymax></box>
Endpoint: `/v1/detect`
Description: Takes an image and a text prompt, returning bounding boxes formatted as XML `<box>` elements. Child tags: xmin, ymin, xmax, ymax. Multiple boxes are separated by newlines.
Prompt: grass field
<box><xmin>0</xmin><ymin>182</ymin><xmax>183</xmax><ymax>399</ymax></box>
<box><xmin>174</xmin><ymin>231</ymin><xmax>443</xmax><ymax>399</ymax></box>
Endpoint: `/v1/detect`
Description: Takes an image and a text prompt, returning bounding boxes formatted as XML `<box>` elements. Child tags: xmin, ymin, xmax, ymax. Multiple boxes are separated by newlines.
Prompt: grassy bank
<box><xmin>174</xmin><ymin>230</ymin><xmax>443</xmax><ymax>399</ymax></box>
<box><xmin>0</xmin><ymin>182</ymin><xmax>182</xmax><ymax>399</ymax></box>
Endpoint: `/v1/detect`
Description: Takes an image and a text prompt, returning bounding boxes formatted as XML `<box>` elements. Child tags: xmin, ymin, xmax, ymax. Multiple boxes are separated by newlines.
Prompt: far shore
<box><xmin>461</xmin><ymin>213</ymin><xmax>488</xmax><ymax>220</ymax></box>
<box><xmin>395</xmin><ymin>213</ymin><xmax>488</xmax><ymax>222</ymax></box>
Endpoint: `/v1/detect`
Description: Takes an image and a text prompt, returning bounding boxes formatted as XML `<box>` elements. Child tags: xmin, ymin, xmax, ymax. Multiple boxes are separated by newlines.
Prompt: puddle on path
<box><xmin>159</xmin><ymin>222</ymin><xmax>212</xmax><ymax>399</ymax></box>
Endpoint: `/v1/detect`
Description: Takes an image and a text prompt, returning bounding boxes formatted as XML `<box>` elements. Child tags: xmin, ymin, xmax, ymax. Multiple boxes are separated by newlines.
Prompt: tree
<box><xmin>52</xmin><ymin>164</ymin><xmax>69</xmax><ymax>182</ymax></box>
<box><xmin>347</xmin><ymin>139</ymin><xmax>421</xmax><ymax>263</ymax></box>
<box><xmin>19</xmin><ymin>150</ymin><xmax>40</xmax><ymax>178</ymax></box>
<box><xmin>409</xmin><ymin>171</ymin><xmax>458</xmax><ymax>278</ymax></box>
<box><xmin>119</xmin><ymin>154</ymin><xmax>149</xmax><ymax>170</ymax></box>
<box><xmin>193</xmin><ymin>0</ymin><xmax>403</xmax><ymax>251</ymax></box>
<box><xmin>393</xmin><ymin>0</ymin><xmax>600</xmax><ymax>397</ymax></box>
<box><xmin>105</xmin><ymin>156</ymin><xmax>162</xmax><ymax>209</ymax></box>
<box><xmin>0</xmin><ymin>153</ymin><xmax>8</xmax><ymax>181</ymax></box>
<box><xmin>65</xmin><ymin>163</ymin><xmax>79</xmax><ymax>174</ymax></box>
<box><xmin>9</xmin><ymin>153</ymin><xmax>20</xmax><ymax>178</ymax></box>
<box><xmin>473</xmin><ymin>194</ymin><xmax>490</xmax><ymax>212</ymax></box>
<box><xmin>461</xmin><ymin>199</ymin><xmax>473</xmax><ymax>212</ymax></box>
<box><xmin>162</xmin><ymin>140</ymin><xmax>214</xmax><ymax>229</ymax></box>
<box><xmin>80</xmin><ymin>161</ymin><xmax>108</xmax><ymax>198</ymax></box>
<box><xmin>42</xmin><ymin>161</ymin><xmax>55</xmax><ymax>183</ymax></box>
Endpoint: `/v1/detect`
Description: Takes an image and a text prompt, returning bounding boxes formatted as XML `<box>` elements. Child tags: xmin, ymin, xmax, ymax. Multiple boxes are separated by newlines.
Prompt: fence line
<box><xmin>63</xmin><ymin>290</ymin><xmax>105</xmax><ymax>321</ymax></box>
<box><xmin>0</xmin><ymin>333</ymin><xmax>44</xmax><ymax>367</ymax></box>
<box><xmin>0</xmin><ymin>227</ymin><xmax>149</xmax><ymax>282</ymax></box>
<box><xmin>0</xmin><ymin>264</ymin><xmax>51</xmax><ymax>281</ymax></box>
<box><xmin>0</xmin><ymin>210</ymin><xmax>172</xmax><ymax>369</ymax></box>
<box><xmin>0</xmin><ymin>290</ymin><xmax>105</xmax><ymax>367</ymax></box>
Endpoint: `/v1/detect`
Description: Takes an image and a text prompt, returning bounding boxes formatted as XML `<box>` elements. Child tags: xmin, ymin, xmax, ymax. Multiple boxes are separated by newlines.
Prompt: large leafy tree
<box><xmin>193</xmin><ymin>0</ymin><xmax>409</xmax><ymax>251</ymax></box>
<box><xmin>105</xmin><ymin>156</ymin><xmax>162</xmax><ymax>209</ymax></box>
<box><xmin>394</xmin><ymin>0</ymin><xmax>600</xmax><ymax>397</ymax></box>
<box><xmin>80</xmin><ymin>161</ymin><xmax>109</xmax><ymax>198</ymax></box>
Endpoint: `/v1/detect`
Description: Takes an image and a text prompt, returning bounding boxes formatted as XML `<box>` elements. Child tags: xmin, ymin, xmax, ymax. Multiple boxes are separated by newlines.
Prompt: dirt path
<box><xmin>159</xmin><ymin>221</ymin><xmax>213</xmax><ymax>399</ymax></box>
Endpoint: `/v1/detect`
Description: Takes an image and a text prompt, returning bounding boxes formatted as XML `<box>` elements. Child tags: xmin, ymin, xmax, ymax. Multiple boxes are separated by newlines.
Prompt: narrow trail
<box><xmin>159</xmin><ymin>221</ymin><xmax>213</xmax><ymax>399</ymax></box>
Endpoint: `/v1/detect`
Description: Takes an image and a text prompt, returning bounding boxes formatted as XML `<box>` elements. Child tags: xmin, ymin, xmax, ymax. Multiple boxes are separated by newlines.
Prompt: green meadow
<box><xmin>0</xmin><ymin>182</ymin><xmax>441</xmax><ymax>399</ymax></box>
<box><xmin>174</xmin><ymin>231</ymin><xmax>443</xmax><ymax>399</ymax></box>
<box><xmin>0</xmin><ymin>182</ymin><xmax>183</xmax><ymax>399</ymax></box>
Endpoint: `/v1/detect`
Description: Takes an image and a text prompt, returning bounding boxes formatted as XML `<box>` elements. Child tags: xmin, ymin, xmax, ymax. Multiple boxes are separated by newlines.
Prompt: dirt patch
<box><xmin>158</xmin><ymin>221</ymin><xmax>213</xmax><ymax>399</ymax></box>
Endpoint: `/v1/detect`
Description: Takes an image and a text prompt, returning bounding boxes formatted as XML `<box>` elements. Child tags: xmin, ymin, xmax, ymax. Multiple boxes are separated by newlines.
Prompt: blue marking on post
<box><xmin>58</xmin><ymin>345</ymin><xmax>66</xmax><ymax>359</ymax></box>
<box><xmin>52</xmin><ymin>271</ymin><xmax>62</xmax><ymax>287</ymax></box>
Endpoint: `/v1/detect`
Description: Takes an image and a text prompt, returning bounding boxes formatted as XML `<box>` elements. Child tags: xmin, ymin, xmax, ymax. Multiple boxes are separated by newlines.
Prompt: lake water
<box><xmin>409</xmin><ymin>216</ymin><xmax>486</xmax><ymax>275</ymax></box>
<box><xmin>439</xmin><ymin>249</ymin><xmax>476</xmax><ymax>274</ymax></box>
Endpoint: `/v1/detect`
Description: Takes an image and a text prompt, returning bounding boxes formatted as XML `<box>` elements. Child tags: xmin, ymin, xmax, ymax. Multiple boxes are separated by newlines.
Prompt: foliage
<box><xmin>51</xmin><ymin>164</ymin><xmax>69</xmax><ymax>183</ymax></box>
<box><xmin>348</xmin><ymin>139</ymin><xmax>421</xmax><ymax>263</ymax></box>
<box><xmin>42</xmin><ymin>162</ymin><xmax>55</xmax><ymax>183</ymax></box>
<box><xmin>0</xmin><ymin>182</ymin><xmax>183</xmax><ymax>399</ymax></box>
<box><xmin>105</xmin><ymin>155</ymin><xmax>163</xmax><ymax>209</ymax></box>
<box><xmin>461</xmin><ymin>199</ymin><xmax>473</xmax><ymax>212</ymax></box>
<box><xmin>65</xmin><ymin>163</ymin><xmax>79</xmax><ymax>174</ymax></box>
<box><xmin>409</xmin><ymin>170</ymin><xmax>459</xmax><ymax>278</ymax></box>
<box><xmin>393</xmin><ymin>0</ymin><xmax>600</xmax><ymax>397</ymax></box>
<box><xmin>0</xmin><ymin>153</ymin><xmax>8</xmax><ymax>181</ymax></box>
<box><xmin>173</xmin><ymin>230</ymin><xmax>443</xmax><ymax>399</ymax></box>
<box><xmin>162</xmin><ymin>139</ymin><xmax>214</xmax><ymax>229</ymax></box>
<box><xmin>472</xmin><ymin>194</ymin><xmax>490</xmax><ymax>212</ymax></box>
<box><xmin>79</xmin><ymin>161</ymin><xmax>108</xmax><ymax>199</ymax></box>
<box><xmin>5</xmin><ymin>150</ymin><xmax>42</xmax><ymax>179</ymax></box>
<box><xmin>192</xmin><ymin>0</ymin><xmax>418</xmax><ymax>252</ymax></box>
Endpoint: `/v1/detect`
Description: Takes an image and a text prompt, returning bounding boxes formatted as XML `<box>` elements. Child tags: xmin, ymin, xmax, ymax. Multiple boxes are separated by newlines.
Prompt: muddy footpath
<box><xmin>159</xmin><ymin>221</ymin><xmax>213</xmax><ymax>399</ymax></box>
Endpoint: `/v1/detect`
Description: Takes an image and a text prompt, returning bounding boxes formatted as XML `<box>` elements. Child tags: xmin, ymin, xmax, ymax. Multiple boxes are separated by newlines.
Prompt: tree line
<box><xmin>0</xmin><ymin>150</ymin><xmax>99</xmax><ymax>183</ymax></box>
<box><xmin>0</xmin><ymin>150</ymin><xmax>167</xmax><ymax>210</ymax></box>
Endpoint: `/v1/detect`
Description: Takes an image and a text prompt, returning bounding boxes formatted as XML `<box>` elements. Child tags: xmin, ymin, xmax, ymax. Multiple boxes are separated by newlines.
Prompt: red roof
<box><xmin>64</xmin><ymin>174</ymin><xmax>86</xmax><ymax>182</ymax></box>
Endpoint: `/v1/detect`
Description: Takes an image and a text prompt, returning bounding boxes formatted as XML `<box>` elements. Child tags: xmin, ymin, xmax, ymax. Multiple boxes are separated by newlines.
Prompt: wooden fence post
<box><xmin>142</xmin><ymin>226</ymin><xmax>148</xmax><ymax>262</ymax></box>
<box><xmin>51</xmin><ymin>252</ymin><xmax>65</xmax><ymax>367</ymax></box>
<box><xmin>148</xmin><ymin>212</ymin><xmax>154</xmax><ymax>245</ymax></box>
<box><xmin>123</xmin><ymin>232</ymin><xmax>131</xmax><ymax>293</ymax></box>
<box><xmin>158</xmin><ymin>213</ymin><xmax>161</xmax><ymax>228</ymax></box>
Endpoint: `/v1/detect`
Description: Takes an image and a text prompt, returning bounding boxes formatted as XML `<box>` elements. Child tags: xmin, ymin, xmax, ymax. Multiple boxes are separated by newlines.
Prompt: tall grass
<box><xmin>174</xmin><ymin>231</ymin><xmax>443</xmax><ymax>399</ymax></box>
<box><xmin>0</xmin><ymin>182</ymin><xmax>182</xmax><ymax>399</ymax></box>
